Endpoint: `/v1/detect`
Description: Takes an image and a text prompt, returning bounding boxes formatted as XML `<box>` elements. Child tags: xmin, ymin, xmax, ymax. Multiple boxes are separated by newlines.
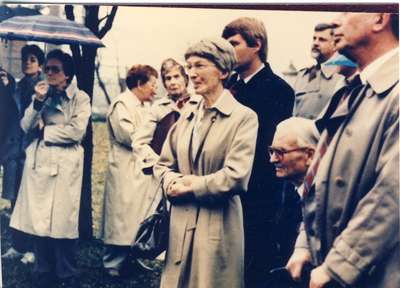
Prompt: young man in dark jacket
<box><xmin>222</xmin><ymin>17</ymin><xmax>295</xmax><ymax>287</ymax></box>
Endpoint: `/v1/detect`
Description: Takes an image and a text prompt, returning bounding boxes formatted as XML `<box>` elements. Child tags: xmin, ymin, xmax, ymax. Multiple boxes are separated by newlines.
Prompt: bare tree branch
<box><xmin>98</xmin><ymin>6</ymin><xmax>118</xmax><ymax>39</ymax></box>
<box><xmin>98</xmin><ymin>14</ymin><xmax>108</xmax><ymax>24</ymax></box>
<box><xmin>95</xmin><ymin>57</ymin><xmax>111</xmax><ymax>105</ymax></box>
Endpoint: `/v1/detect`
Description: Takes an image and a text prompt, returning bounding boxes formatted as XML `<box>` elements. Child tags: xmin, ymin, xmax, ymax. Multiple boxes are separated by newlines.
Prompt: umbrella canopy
<box><xmin>0</xmin><ymin>15</ymin><xmax>104</xmax><ymax>47</ymax></box>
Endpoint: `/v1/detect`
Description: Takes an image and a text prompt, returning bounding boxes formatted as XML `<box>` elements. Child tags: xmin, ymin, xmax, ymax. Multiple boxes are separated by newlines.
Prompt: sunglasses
<box><xmin>44</xmin><ymin>65</ymin><xmax>62</xmax><ymax>74</ymax></box>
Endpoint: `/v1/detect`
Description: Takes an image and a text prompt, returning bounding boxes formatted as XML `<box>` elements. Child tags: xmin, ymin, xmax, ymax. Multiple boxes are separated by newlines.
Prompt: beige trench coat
<box><xmin>296</xmin><ymin>51</ymin><xmax>399</xmax><ymax>288</ymax></box>
<box><xmin>154</xmin><ymin>90</ymin><xmax>258</xmax><ymax>288</ymax></box>
<box><xmin>10</xmin><ymin>80</ymin><xmax>91</xmax><ymax>239</ymax></box>
<box><xmin>133</xmin><ymin>93</ymin><xmax>201</xmax><ymax>170</ymax></box>
<box><xmin>100</xmin><ymin>90</ymin><xmax>153</xmax><ymax>246</ymax></box>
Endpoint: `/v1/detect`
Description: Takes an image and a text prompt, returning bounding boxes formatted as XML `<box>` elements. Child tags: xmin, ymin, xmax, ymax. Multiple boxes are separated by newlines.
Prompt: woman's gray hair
<box><xmin>275</xmin><ymin>117</ymin><xmax>320</xmax><ymax>148</ymax></box>
<box><xmin>184</xmin><ymin>37</ymin><xmax>237</xmax><ymax>73</ymax></box>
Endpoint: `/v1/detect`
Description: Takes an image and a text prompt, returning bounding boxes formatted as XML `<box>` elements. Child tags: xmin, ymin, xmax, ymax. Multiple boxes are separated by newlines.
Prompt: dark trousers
<box><xmin>10</xmin><ymin>228</ymin><xmax>33</xmax><ymax>253</ymax></box>
<box><xmin>33</xmin><ymin>236</ymin><xmax>78</xmax><ymax>279</ymax></box>
<box><xmin>243</xmin><ymin>202</ymin><xmax>279</xmax><ymax>288</ymax></box>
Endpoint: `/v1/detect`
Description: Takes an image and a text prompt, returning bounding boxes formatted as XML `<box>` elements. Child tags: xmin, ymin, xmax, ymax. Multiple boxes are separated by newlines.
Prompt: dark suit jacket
<box><xmin>227</xmin><ymin>63</ymin><xmax>294</xmax><ymax>216</ymax></box>
<box><xmin>226</xmin><ymin>63</ymin><xmax>295</xmax><ymax>267</ymax></box>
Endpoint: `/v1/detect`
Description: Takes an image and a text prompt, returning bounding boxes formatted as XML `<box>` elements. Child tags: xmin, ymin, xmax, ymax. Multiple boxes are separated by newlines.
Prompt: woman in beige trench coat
<box><xmin>100</xmin><ymin>65</ymin><xmax>158</xmax><ymax>277</ymax></box>
<box><xmin>10</xmin><ymin>49</ymin><xmax>91</xmax><ymax>287</ymax></box>
<box><xmin>154</xmin><ymin>38</ymin><xmax>259</xmax><ymax>288</ymax></box>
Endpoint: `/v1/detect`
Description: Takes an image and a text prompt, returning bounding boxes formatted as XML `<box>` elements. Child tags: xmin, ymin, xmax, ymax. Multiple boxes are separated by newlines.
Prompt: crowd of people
<box><xmin>0</xmin><ymin>11</ymin><xmax>398</xmax><ymax>288</ymax></box>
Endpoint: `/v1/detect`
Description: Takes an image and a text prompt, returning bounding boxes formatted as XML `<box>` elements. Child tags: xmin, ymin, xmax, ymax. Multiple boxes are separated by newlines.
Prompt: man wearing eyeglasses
<box><xmin>269</xmin><ymin>117</ymin><xmax>319</xmax><ymax>266</ymax></box>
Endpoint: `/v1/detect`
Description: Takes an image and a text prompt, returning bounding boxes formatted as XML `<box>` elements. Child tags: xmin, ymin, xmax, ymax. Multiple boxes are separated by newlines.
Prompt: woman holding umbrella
<box><xmin>154</xmin><ymin>38</ymin><xmax>259</xmax><ymax>288</ymax></box>
<box><xmin>9</xmin><ymin>49</ymin><xmax>91</xmax><ymax>288</ymax></box>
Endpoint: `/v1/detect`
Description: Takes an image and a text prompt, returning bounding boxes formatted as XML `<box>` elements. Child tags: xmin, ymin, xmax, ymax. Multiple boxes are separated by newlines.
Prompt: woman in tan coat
<box><xmin>10</xmin><ymin>49</ymin><xmax>91</xmax><ymax>288</ymax></box>
<box><xmin>154</xmin><ymin>38</ymin><xmax>259</xmax><ymax>288</ymax></box>
<box><xmin>100</xmin><ymin>65</ymin><xmax>158</xmax><ymax>277</ymax></box>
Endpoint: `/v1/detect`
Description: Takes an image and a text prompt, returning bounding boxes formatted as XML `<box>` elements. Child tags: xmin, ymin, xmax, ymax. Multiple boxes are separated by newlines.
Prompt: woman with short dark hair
<box><xmin>10</xmin><ymin>49</ymin><xmax>91</xmax><ymax>288</ymax></box>
<box><xmin>101</xmin><ymin>64</ymin><xmax>158</xmax><ymax>277</ymax></box>
<box><xmin>1</xmin><ymin>44</ymin><xmax>45</xmax><ymax>264</ymax></box>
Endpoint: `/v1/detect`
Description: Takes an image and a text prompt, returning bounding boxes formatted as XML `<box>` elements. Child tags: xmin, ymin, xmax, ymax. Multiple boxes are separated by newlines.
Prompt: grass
<box><xmin>1</xmin><ymin>121</ymin><xmax>162</xmax><ymax>287</ymax></box>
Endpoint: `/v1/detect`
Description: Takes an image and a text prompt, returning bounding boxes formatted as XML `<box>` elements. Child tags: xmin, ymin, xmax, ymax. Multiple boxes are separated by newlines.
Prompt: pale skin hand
<box><xmin>309</xmin><ymin>265</ymin><xmax>332</xmax><ymax>288</ymax></box>
<box><xmin>286</xmin><ymin>248</ymin><xmax>312</xmax><ymax>281</ymax></box>
<box><xmin>166</xmin><ymin>175</ymin><xmax>199</xmax><ymax>198</ymax></box>
<box><xmin>34</xmin><ymin>81</ymin><xmax>49</xmax><ymax>101</ymax></box>
<box><xmin>0</xmin><ymin>72</ymin><xmax>9</xmax><ymax>86</ymax></box>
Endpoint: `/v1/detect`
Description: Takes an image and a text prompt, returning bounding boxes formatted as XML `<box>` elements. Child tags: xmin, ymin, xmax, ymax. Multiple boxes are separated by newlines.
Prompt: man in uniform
<box><xmin>293</xmin><ymin>23</ymin><xmax>343</xmax><ymax>119</ymax></box>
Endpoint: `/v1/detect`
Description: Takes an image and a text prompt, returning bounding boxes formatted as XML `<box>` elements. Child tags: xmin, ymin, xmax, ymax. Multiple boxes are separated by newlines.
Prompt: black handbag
<box><xmin>130</xmin><ymin>193</ymin><xmax>169</xmax><ymax>260</ymax></box>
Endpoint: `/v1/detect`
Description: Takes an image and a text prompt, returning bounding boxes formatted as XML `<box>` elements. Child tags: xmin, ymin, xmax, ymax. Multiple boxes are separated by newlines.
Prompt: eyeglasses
<box><xmin>268</xmin><ymin>146</ymin><xmax>309</xmax><ymax>160</ymax></box>
<box><xmin>44</xmin><ymin>65</ymin><xmax>62</xmax><ymax>74</ymax></box>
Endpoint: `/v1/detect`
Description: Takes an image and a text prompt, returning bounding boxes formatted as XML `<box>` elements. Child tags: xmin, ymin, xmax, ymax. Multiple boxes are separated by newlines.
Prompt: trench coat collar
<box><xmin>65</xmin><ymin>78</ymin><xmax>78</xmax><ymax>100</ymax></box>
<box><xmin>362</xmin><ymin>50</ymin><xmax>399</xmax><ymax>96</ymax></box>
<box><xmin>206</xmin><ymin>89</ymin><xmax>235</xmax><ymax>116</ymax></box>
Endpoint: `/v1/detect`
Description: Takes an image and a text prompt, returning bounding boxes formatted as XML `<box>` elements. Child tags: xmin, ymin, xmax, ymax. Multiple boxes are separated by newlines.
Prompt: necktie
<box><xmin>302</xmin><ymin>129</ymin><xmax>330</xmax><ymax>198</ymax></box>
<box><xmin>308</xmin><ymin>64</ymin><xmax>320</xmax><ymax>82</ymax></box>
<box><xmin>340</xmin><ymin>74</ymin><xmax>362</xmax><ymax>104</ymax></box>
<box><xmin>302</xmin><ymin>74</ymin><xmax>363</xmax><ymax>198</ymax></box>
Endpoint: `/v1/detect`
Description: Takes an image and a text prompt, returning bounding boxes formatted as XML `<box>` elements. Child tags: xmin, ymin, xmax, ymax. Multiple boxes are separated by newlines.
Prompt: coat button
<box><xmin>345</xmin><ymin>128</ymin><xmax>352</xmax><ymax>136</ymax></box>
<box><xmin>335</xmin><ymin>176</ymin><xmax>346</xmax><ymax>187</ymax></box>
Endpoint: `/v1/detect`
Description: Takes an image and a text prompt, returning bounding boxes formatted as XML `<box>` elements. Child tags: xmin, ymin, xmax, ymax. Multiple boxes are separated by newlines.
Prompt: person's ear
<box><xmin>253</xmin><ymin>39</ymin><xmax>262</xmax><ymax>54</ymax></box>
<box><xmin>306</xmin><ymin>148</ymin><xmax>315</xmax><ymax>166</ymax></box>
<box><xmin>372</xmin><ymin>13</ymin><xmax>391</xmax><ymax>33</ymax></box>
<box><xmin>220</xmin><ymin>70</ymin><xmax>229</xmax><ymax>81</ymax></box>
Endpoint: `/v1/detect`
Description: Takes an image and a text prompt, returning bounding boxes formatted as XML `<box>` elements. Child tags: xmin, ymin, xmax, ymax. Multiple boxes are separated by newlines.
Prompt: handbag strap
<box><xmin>142</xmin><ymin>180</ymin><xmax>163</xmax><ymax>219</ymax></box>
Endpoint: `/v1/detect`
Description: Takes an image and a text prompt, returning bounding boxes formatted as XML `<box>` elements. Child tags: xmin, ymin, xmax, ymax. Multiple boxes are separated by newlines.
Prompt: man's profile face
<box><xmin>333</xmin><ymin>13</ymin><xmax>374</xmax><ymax>58</ymax></box>
<box><xmin>269</xmin><ymin>134</ymin><xmax>313</xmax><ymax>183</ymax></box>
<box><xmin>311</xmin><ymin>29</ymin><xmax>336</xmax><ymax>63</ymax></box>
<box><xmin>226</xmin><ymin>33</ymin><xmax>259</xmax><ymax>72</ymax></box>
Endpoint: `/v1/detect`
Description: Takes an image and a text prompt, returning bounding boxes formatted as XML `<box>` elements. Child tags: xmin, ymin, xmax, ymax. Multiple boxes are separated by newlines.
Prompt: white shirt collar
<box><xmin>241</xmin><ymin>63</ymin><xmax>265</xmax><ymax>84</ymax></box>
<box><xmin>360</xmin><ymin>48</ymin><xmax>398</xmax><ymax>85</ymax></box>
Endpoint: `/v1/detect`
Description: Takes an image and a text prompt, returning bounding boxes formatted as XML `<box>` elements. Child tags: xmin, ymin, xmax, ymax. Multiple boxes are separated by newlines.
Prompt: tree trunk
<box><xmin>65</xmin><ymin>4</ymin><xmax>118</xmax><ymax>240</ymax></box>
<box><xmin>77</xmin><ymin>46</ymin><xmax>97</xmax><ymax>240</ymax></box>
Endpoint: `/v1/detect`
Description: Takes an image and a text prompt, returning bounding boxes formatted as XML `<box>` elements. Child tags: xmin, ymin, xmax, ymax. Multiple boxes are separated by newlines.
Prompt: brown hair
<box><xmin>222</xmin><ymin>17</ymin><xmax>268</xmax><ymax>62</ymax></box>
<box><xmin>126</xmin><ymin>64</ymin><xmax>158</xmax><ymax>90</ymax></box>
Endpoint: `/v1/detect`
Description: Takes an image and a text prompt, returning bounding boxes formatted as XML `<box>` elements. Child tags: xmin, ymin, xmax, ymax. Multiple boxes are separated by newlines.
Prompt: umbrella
<box><xmin>325</xmin><ymin>54</ymin><xmax>357</xmax><ymax>68</ymax></box>
<box><xmin>0</xmin><ymin>15</ymin><xmax>104</xmax><ymax>47</ymax></box>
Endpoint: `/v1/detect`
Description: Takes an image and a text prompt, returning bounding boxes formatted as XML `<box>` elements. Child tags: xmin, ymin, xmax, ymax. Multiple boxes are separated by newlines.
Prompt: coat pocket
<box><xmin>209</xmin><ymin>209</ymin><xmax>222</xmax><ymax>240</ymax></box>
